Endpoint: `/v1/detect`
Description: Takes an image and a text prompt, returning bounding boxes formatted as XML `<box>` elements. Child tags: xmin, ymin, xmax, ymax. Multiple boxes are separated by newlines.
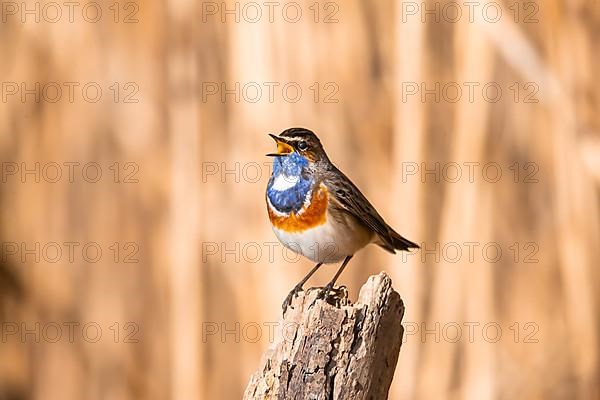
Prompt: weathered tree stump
<box><xmin>244</xmin><ymin>272</ymin><xmax>405</xmax><ymax>400</ymax></box>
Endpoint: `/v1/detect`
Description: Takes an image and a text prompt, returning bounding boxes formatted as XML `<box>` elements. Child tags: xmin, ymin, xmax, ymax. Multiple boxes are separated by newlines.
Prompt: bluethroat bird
<box><xmin>266</xmin><ymin>127</ymin><xmax>419</xmax><ymax>313</ymax></box>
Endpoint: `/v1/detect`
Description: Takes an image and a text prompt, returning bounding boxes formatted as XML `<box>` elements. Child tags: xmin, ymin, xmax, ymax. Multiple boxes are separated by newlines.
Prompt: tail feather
<box><xmin>390</xmin><ymin>229</ymin><xmax>419</xmax><ymax>251</ymax></box>
<box><xmin>374</xmin><ymin>228</ymin><xmax>419</xmax><ymax>253</ymax></box>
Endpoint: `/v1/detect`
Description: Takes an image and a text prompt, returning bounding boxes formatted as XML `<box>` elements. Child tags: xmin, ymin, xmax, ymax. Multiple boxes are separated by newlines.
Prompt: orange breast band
<box><xmin>268</xmin><ymin>184</ymin><xmax>328</xmax><ymax>232</ymax></box>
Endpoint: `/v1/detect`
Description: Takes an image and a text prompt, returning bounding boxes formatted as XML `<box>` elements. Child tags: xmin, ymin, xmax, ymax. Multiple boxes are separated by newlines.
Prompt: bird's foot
<box><xmin>315</xmin><ymin>284</ymin><xmax>349</xmax><ymax>307</ymax></box>
<box><xmin>282</xmin><ymin>285</ymin><xmax>304</xmax><ymax>315</ymax></box>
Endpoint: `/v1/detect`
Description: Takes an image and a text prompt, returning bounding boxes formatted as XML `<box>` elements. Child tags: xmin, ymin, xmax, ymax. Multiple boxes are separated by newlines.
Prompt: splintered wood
<box><xmin>244</xmin><ymin>273</ymin><xmax>405</xmax><ymax>400</ymax></box>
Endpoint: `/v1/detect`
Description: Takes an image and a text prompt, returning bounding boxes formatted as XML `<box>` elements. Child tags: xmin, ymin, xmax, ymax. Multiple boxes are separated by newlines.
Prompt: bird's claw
<box><xmin>315</xmin><ymin>284</ymin><xmax>332</xmax><ymax>301</ymax></box>
<box><xmin>314</xmin><ymin>285</ymin><xmax>349</xmax><ymax>307</ymax></box>
<box><xmin>282</xmin><ymin>285</ymin><xmax>303</xmax><ymax>315</ymax></box>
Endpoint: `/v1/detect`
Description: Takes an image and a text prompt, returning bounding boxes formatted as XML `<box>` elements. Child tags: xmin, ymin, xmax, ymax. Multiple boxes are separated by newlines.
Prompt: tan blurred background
<box><xmin>0</xmin><ymin>0</ymin><xmax>599</xmax><ymax>399</ymax></box>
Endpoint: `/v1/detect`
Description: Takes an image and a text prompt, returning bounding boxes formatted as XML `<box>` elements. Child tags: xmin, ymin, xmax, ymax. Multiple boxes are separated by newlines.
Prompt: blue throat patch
<box><xmin>267</xmin><ymin>152</ymin><xmax>313</xmax><ymax>213</ymax></box>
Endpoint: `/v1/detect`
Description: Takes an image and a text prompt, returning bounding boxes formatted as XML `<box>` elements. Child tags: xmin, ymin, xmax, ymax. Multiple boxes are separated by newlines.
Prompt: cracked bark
<box><xmin>243</xmin><ymin>272</ymin><xmax>405</xmax><ymax>400</ymax></box>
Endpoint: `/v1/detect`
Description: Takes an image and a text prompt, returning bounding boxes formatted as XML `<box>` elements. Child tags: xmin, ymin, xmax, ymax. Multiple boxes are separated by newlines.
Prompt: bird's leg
<box><xmin>316</xmin><ymin>255</ymin><xmax>353</xmax><ymax>302</ymax></box>
<box><xmin>282</xmin><ymin>262</ymin><xmax>323</xmax><ymax>314</ymax></box>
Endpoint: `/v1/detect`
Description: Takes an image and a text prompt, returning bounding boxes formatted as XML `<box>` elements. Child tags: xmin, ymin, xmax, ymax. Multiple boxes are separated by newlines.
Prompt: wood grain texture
<box><xmin>244</xmin><ymin>272</ymin><xmax>404</xmax><ymax>400</ymax></box>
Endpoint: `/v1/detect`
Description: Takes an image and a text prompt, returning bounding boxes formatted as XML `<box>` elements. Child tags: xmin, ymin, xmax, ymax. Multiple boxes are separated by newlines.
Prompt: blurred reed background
<box><xmin>0</xmin><ymin>0</ymin><xmax>599</xmax><ymax>399</ymax></box>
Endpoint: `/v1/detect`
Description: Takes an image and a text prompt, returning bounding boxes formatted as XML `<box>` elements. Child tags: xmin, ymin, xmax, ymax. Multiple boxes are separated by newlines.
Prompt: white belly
<box><xmin>273</xmin><ymin>211</ymin><xmax>372</xmax><ymax>263</ymax></box>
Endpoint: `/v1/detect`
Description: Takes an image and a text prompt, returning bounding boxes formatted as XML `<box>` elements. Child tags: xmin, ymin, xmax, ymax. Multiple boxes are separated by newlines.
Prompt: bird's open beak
<box><xmin>266</xmin><ymin>134</ymin><xmax>294</xmax><ymax>157</ymax></box>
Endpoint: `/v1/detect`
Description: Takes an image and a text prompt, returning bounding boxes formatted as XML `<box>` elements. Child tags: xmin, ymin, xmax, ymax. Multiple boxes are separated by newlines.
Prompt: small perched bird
<box><xmin>266</xmin><ymin>127</ymin><xmax>419</xmax><ymax>313</ymax></box>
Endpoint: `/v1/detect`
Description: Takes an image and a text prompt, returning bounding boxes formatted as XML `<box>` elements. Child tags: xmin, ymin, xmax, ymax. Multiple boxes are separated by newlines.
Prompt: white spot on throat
<box><xmin>271</xmin><ymin>174</ymin><xmax>299</xmax><ymax>191</ymax></box>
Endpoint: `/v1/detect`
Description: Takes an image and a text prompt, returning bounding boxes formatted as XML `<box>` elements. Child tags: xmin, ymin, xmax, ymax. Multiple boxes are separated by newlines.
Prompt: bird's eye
<box><xmin>297</xmin><ymin>141</ymin><xmax>308</xmax><ymax>150</ymax></box>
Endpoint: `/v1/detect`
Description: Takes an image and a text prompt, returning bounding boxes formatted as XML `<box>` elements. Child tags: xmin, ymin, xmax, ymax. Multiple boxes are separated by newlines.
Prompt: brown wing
<box><xmin>323</xmin><ymin>165</ymin><xmax>399</xmax><ymax>252</ymax></box>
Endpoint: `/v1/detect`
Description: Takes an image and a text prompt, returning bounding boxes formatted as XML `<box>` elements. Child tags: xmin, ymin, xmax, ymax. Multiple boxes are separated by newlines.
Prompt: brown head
<box><xmin>267</xmin><ymin>127</ymin><xmax>329</xmax><ymax>164</ymax></box>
